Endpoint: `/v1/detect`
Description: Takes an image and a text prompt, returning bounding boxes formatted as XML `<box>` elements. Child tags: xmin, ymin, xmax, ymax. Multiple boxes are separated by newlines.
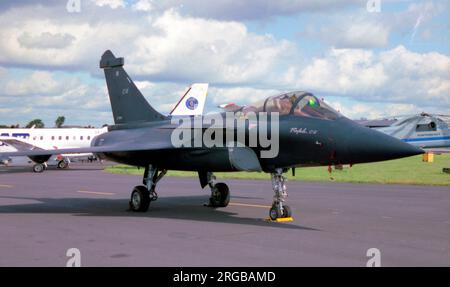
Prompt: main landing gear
<box><xmin>129</xmin><ymin>164</ymin><xmax>167</xmax><ymax>212</ymax></box>
<box><xmin>126</xmin><ymin>166</ymin><xmax>292</xmax><ymax>221</ymax></box>
<box><xmin>32</xmin><ymin>162</ymin><xmax>47</xmax><ymax>173</ymax></box>
<box><xmin>269</xmin><ymin>168</ymin><xmax>292</xmax><ymax>221</ymax></box>
<box><xmin>205</xmin><ymin>172</ymin><xmax>230</xmax><ymax>208</ymax></box>
<box><xmin>57</xmin><ymin>158</ymin><xmax>70</xmax><ymax>169</ymax></box>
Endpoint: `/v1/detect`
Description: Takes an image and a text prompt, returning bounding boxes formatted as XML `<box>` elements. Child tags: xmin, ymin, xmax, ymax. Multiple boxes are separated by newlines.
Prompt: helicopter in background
<box><xmin>374</xmin><ymin>113</ymin><xmax>450</xmax><ymax>152</ymax></box>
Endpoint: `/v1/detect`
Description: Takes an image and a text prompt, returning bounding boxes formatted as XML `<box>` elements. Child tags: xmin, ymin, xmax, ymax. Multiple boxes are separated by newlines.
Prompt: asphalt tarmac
<box><xmin>0</xmin><ymin>162</ymin><xmax>449</xmax><ymax>266</ymax></box>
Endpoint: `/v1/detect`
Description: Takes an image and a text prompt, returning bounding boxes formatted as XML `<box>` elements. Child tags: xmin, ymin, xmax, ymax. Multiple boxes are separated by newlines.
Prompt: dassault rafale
<box><xmin>0</xmin><ymin>51</ymin><xmax>423</xmax><ymax>220</ymax></box>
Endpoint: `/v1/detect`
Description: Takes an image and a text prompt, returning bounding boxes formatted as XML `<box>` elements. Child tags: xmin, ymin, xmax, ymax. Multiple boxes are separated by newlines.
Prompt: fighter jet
<box><xmin>0</xmin><ymin>51</ymin><xmax>423</xmax><ymax>220</ymax></box>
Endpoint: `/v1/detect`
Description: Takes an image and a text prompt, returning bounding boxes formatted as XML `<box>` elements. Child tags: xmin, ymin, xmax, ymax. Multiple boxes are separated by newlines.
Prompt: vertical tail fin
<box><xmin>170</xmin><ymin>83</ymin><xmax>208</xmax><ymax>116</ymax></box>
<box><xmin>100</xmin><ymin>50</ymin><xmax>166</xmax><ymax>125</ymax></box>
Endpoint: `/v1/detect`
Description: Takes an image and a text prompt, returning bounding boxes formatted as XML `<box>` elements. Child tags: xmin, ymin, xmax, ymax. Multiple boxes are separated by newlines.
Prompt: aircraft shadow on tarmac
<box><xmin>0</xmin><ymin>195</ymin><xmax>318</xmax><ymax>231</ymax></box>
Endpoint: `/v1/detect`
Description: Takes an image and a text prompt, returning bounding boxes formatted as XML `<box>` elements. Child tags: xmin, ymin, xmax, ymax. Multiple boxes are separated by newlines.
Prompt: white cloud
<box><xmin>301</xmin><ymin>1</ymin><xmax>448</xmax><ymax>49</ymax></box>
<box><xmin>3</xmin><ymin>71</ymin><xmax>60</xmax><ymax>96</ymax></box>
<box><xmin>0</xmin><ymin>7</ymin><xmax>295</xmax><ymax>85</ymax></box>
<box><xmin>319</xmin><ymin>18</ymin><xmax>390</xmax><ymax>49</ymax></box>
<box><xmin>18</xmin><ymin>32</ymin><xmax>75</xmax><ymax>49</ymax></box>
<box><xmin>134</xmin><ymin>80</ymin><xmax>155</xmax><ymax>90</ymax></box>
<box><xmin>0</xmin><ymin>16</ymin><xmax>96</xmax><ymax>67</ymax></box>
<box><xmin>300</xmin><ymin>10</ymin><xmax>391</xmax><ymax>49</ymax></box>
<box><xmin>379</xmin><ymin>46</ymin><xmax>450</xmax><ymax>104</ymax></box>
<box><xmin>92</xmin><ymin>0</ymin><xmax>125</xmax><ymax>9</ymax></box>
<box><xmin>132</xmin><ymin>0</ymin><xmax>154</xmax><ymax>12</ymax></box>
<box><xmin>296</xmin><ymin>45</ymin><xmax>450</xmax><ymax>108</ymax></box>
<box><xmin>0</xmin><ymin>67</ymin><xmax>112</xmax><ymax>126</ymax></box>
<box><xmin>298</xmin><ymin>48</ymin><xmax>388</xmax><ymax>94</ymax></box>
<box><xmin>209</xmin><ymin>87</ymin><xmax>280</xmax><ymax>106</ymax></box>
<box><xmin>128</xmin><ymin>10</ymin><xmax>296</xmax><ymax>84</ymax></box>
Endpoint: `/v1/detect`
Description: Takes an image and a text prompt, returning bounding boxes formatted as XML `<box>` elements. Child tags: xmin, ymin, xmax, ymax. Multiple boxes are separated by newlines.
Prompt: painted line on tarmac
<box><xmin>77</xmin><ymin>190</ymin><xmax>115</xmax><ymax>196</ymax></box>
<box><xmin>229</xmin><ymin>202</ymin><xmax>271</xmax><ymax>209</ymax></box>
<box><xmin>0</xmin><ymin>184</ymin><xmax>13</xmax><ymax>188</ymax></box>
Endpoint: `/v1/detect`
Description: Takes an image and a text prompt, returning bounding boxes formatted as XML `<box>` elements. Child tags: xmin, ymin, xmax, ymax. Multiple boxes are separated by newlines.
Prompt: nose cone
<box><xmin>341</xmin><ymin>123</ymin><xmax>424</xmax><ymax>164</ymax></box>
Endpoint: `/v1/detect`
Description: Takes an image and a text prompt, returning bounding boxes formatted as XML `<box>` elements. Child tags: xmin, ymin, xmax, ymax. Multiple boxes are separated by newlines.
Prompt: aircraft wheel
<box><xmin>129</xmin><ymin>185</ymin><xmax>150</xmax><ymax>212</ymax></box>
<box><xmin>209</xmin><ymin>182</ymin><xmax>230</xmax><ymax>207</ymax></box>
<box><xmin>57</xmin><ymin>160</ymin><xmax>69</xmax><ymax>169</ymax></box>
<box><xmin>282</xmin><ymin>205</ymin><xmax>292</xmax><ymax>218</ymax></box>
<box><xmin>32</xmin><ymin>163</ymin><xmax>45</xmax><ymax>173</ymax></box>
<box><xmin>269</xmin><ymin>204</ymin><xmax>282</xmax><ymax>220</ymax></box>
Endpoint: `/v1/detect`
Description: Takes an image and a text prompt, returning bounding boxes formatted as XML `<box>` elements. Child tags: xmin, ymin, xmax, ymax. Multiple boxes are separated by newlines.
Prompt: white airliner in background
<box><xmin>0</xmin><ymin>127</ymin><xmax>108</xmax><ymax>172</ymax></box>
<box><xmin>0</xmin><ymin>83</ymin><xmax>209</xmax><ymax>172</ymax></box>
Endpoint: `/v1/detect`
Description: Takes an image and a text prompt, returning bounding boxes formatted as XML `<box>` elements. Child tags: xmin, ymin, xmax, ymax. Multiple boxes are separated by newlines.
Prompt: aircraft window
<box><xmin>292</xmin><ymin>95</ymin><xmax>339</xmax><ymax>120</ymax></box>
<box><xmin>40</xmin><ymin>136</ymin><xmax>43</xmax><ymax>140</ymax></box>
<box><xmin>87</xmin><ymin>136</ymin><xmax>91</xmax><ymax>140</ymax></box>
<box><xmin>416</xmin><ymin>122</ymin><xmax>437</xmax><ymax>132</ymax></box>
<box><xmin>51</xmin><ymin>136</ymin><xmax>55</xmax><ymax>140</ymax></box>
<box><xmin>265</xmin><ymin>94</ymin><xmax>297</xmax><ymax>116</ymax></box>
<box><xmin>241</xmin><ymin>91</ymin><xmax>340</xmax><ymax>120</ymax></box>
<box><xmin>33</xmin><ymin>136</ymin><xmax>36</xmax><ymax>140</ymax></box>
<box><xmin>66</xmin><ymin>136</ymin><xmax>69</xmax><ymax>140</ymax></box>
<box><xmin>58</xmin><ymin>136</ymin><xmax>62</xmax><ymax>140</ymax></box>
<box><xmin>80</xmin><ymin>136</ymin><xmax>84</xmax><ymax>140</ymax></box>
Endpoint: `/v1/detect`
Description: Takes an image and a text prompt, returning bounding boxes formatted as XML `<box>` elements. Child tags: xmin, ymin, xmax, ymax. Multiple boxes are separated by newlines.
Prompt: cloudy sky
<box><xmin>0</xmin><ymin>0</ymin><xmax>449</xmax><ymax>127</ymax></box>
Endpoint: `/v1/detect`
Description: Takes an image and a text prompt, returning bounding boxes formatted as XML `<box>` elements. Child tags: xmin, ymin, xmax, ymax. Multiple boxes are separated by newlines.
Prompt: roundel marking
<box><xmin>186</xmin><ymin>97</ymin><xmax>198</xmax><ymax>110</ymax></box>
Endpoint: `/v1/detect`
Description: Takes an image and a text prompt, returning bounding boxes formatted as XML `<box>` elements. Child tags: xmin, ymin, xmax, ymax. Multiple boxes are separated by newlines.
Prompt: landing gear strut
<box><xmin>269</xmin><ymin>168</ymin><xmax>292</xmax><ymax>220</ymax></box>
<box><xmin>206</xmin><ymin>172</ymin><xmax>230</xmax><ymax>207</ymax></box>
<box><xmin>129</xmin><ymin>164</ymin><xmax>167</xmax><ymax>212</ymax></box>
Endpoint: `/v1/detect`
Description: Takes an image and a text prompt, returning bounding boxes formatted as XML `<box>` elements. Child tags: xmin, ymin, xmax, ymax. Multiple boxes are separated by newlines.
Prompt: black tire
<box><xmin>32</xmin><ymin>164</ymin><xmax>44</xmax><ymax>173</ymax></box>
<box><xmin>129</xmin><ymin>185</ymin><xmax>150</xmax><ymax>212</ymax></box>
<box><xmin>209</xmin><ymin>182</ymin><xmax>230</xmax><ymax>207</ymax></box>
<box><xmin>57</xmin><ymin>160</ymin><xmax>68</xmax><ymax>169</ymax></box>
<box><xmin>269</xmin><ymin>204</ymin><xmax>281</xmax><ymax>220</ymax></box>
<box><xmin>282</xmin><ymin>205</ymin><xmax>292</xmax><ymax>218</ymax></box>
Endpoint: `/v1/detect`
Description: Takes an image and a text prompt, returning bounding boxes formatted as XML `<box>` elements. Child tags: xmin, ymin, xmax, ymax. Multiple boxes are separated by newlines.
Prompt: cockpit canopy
<box><xmin>241</xmin><ymin>91</ymin><xmax>341</xmax><ymax>120</ymax></box>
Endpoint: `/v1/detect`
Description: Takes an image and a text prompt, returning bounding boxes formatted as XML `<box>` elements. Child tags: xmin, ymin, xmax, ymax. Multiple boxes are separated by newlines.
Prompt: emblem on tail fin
<box><xmin>170</xmin><ymin>83</ymin><xmax>208</xmax><ymax>116</ymax></box>
<box><xmin>186</xmin><ymin>97</ymin><xmax>199</xmax><ymax>110</ymax></box>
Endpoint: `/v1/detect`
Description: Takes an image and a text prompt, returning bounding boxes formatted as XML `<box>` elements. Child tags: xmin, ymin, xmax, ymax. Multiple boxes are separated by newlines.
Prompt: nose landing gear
<box><xmin>268</xmin><ymin>168</ymin><xmax>293</xmax><ymax>222</ymax></box>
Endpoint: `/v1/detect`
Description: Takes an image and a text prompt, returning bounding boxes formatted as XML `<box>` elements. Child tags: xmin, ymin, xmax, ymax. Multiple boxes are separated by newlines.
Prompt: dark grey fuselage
<box><xmin>93</xmin><ymin>113</ymin><xmax>422</xmax><ymax>173</ymax></box>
